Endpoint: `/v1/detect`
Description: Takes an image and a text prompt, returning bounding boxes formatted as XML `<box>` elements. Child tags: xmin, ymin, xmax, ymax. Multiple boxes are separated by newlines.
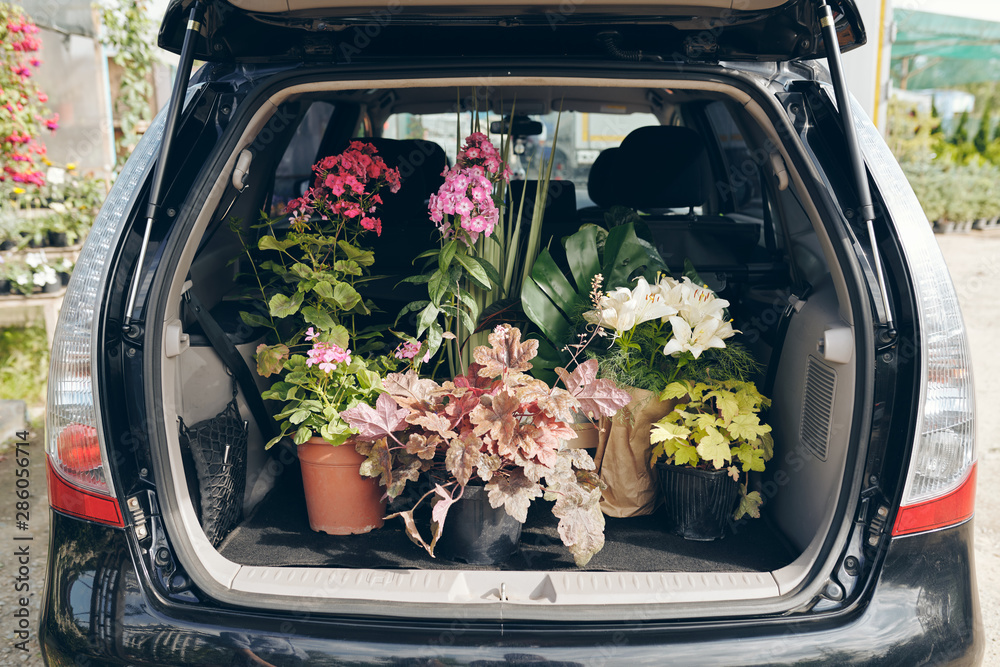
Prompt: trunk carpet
<box><xmin>218</xmin><ymin>471</ymin><xmax>797</xmax><ymax>573</ymax></box>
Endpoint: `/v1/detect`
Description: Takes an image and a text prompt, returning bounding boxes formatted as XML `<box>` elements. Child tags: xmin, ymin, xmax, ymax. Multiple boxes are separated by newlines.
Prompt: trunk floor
<box><xmin>218</xmin><ymin>473</ymin><xmax>798</xmax><ymax>573</ymax></box>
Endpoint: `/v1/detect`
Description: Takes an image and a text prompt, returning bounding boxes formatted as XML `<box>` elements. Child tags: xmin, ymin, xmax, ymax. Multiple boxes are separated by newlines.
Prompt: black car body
<box><xmin>40</xmin><ymin>0</ymin><xmax>982</xmax><ymax>664</ymax></box>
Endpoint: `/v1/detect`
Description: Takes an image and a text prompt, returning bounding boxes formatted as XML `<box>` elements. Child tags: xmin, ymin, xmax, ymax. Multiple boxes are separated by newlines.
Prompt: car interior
<box><xmin>156</xmin><ymin>80</ymin><xmax>860</xmax><ymax>606</ymax></box>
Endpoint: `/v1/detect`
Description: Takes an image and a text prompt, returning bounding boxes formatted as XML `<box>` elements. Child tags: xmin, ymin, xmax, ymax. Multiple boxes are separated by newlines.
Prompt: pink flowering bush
<box><xmin>0</xmin><ymin>4</ymin><xmax>58</xmax><ymax>196</ymax></box>
<box><xmin>237</xmin><ymin>143</ymin><xmax>404</xmax><ymax>447</ymax></box>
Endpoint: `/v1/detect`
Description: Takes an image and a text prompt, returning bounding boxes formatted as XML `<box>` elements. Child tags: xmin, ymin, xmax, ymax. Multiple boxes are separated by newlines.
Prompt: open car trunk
<box><xmin>148</xmin><ymin>74</ymin><xmax>870</xmax><ymax>618</ymax></box>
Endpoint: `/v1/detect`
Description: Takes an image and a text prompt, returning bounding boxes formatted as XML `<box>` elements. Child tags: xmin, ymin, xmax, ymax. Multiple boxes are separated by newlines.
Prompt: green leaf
<box><xmin>257</xmin><ymin>235</ymin><xmax>296</xmax><ymax>252</ymax></box>
<box><xmin>239</xmin><ymin>310</ymin><xmax>270</xmax><ymax>328</ymax></box>
<box><xmin>426</xmin><ymin>321</ymin><xmax>444</xmax><ymax>357</ymax></box>
<box><xmin>398</xmin><ymin>273</ymin><xmax>434</xmax><ymax>285</ymax></box>
<box><xmin>290</xmin><ymin>263</ymin><xmax>313</xmax><ymax>279</ymax></box>
<box><xmin>300</xmin><ymin>306</ymin><xmax>335</xmax><ymax>330</ymax></box>
<box><xmin>438</xmin><ymin>239</ymin><xmax>458</xmax><ymax>272</ymax></box>
<box><xmin>289</xmin><ymin>409</ymin><xmax>311</xmax><ymax>425</ymax></box>
<box><xmin>456</xmin><ymin>289</ymin><xmax>480</xmax><ymax>324</ymax></box>
<box><xmin>334</xmin><ymin>260</ymin><xmax>362</xmax><ymax>276</ymax></box>
<box><xmin>727</xmin><ymin>413</ymin><xmax>771</xmax><ymax>442</ymax></box>
<box><xmin>416</xmin><ymin>303</ymin><xmax>440</xmax><ymax>337</ymax></box>
<box><xmin>428</xmin><ymin>269</ymin><xmax>449</xmax><ymax>306</ymax></box>
<box><xmin>337</xmin><ymin>240</ymin><xmax>375</xmax><ymax>266</ymax></box>
<box><xmin>528</xmin><ymin>249</ymin><xmax>577</xmax><ymax>315</ymax></box>
<box><xmin>473</xmin><ymin>255</ymin><xmax>502</xmax><ymax>289</ymax></box>
<box><xmin>673</xmin><ymin>443</ymin><xmax>700</xmax><ymax>467</ymax></box>
<box><xmin>454</xmin><ymin>252</ymin><xmax>491</xmax><ymax>290</ymax></box>
<box><xmin>313</xmin><ymin>281</ymin><xmax>335</xmax><ymax>299</ymax></box>
<box><xmin>332</xmin><ymin>282</ymin><xmax>362</xmax><ymax>310</ymax></box>
<box><xmin>650</xmin><ymin>420</ymin><xmax>689</xmax><ymax>445</ymax></box>
<box><xmin>660</xmin><ymin>382</ymin><xmax>690</xmax><ymax>401</ymax></box>
<box><xmin>707</xmin><ymin>390</ymin><xmax>740</xmax><ymax>425</ymax></box>
<box><xmin>255</xmin><ymin>344</ymin><xmax>288</xmax><ymax>377</ymax></box>
<box><xmin>734</xmin><ymin>490</ymin><xmax>763</xmax><ymax>520</ymax></box>
<box><xmin>268</xmin><ymin>291</ymin><xmax>303</xmax><ymax>318</ymax></box>
<box><xmin>563</xmin><ymin>224</ymin><xmax>602</xmax><ymax>294</ymax></box>
<box><xmin>520</xmin><ymin>277</ymin><xmax>571</xmax><ymax>347</ymax></box>
<box><xmin>733</xmin><ymin>443</ymin><xmax>766</xmax><ymax>472</ymax></box>
<box><xmin>695</xmin><ymin>426</ymin><xmax>731</xmax><ymax>469</ymax></box>
<box><xmin>294</xmin><ymin>426</ymin><xmax>312</xmax><ymax>445</ymax></box>
<box><xmin>396</xmin><ymin>300</ymin><xmax>430</xmax><ymax>325</ymax></box>
<box><xmin>326</xmin><ymin>324</ymin><xmax>351</xmax><ymax>350</ymax></box>
<box><xmin>602</xmin><ymin>222</ymin><xmax>668</xmax><ymax>289</ymax></box>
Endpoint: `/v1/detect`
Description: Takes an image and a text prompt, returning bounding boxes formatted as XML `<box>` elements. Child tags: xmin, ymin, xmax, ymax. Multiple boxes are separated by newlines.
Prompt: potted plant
<box><xmin>242</xmin><ymin>141</ymin><xmax>403</xmax><ymax>535</ymax></box>
<box><xmin>7</xmin><ymin>262</ymin><xmax>32</xmax><ymax>295</ymax></box>
<box><xmin>648</xmin><ymin>379</ymin><xmax>772</xmax><ymax>540</ymax></box>
<box><xmin>43</xmin><ymin>212</ymin><xmax>71</xmax><ymax>247</ymax></box>
<box><xmin>0</xmin><ymin>257</ymin><xmax>10</xmax><ymax>294</ymax></box>
<box><xmin>342</xmin><ymin>324</ymin><xmax>631</xmax><ymax>566</ymax></box>
<box><xmin>575</xmin><ymin>269</ymin><xmax>765</xmax><ymax>522</ymax></box>
<box><xmin>54</xmin><ymin>257</ymin><xmax>73</xmax><ymax>285</ymax></box>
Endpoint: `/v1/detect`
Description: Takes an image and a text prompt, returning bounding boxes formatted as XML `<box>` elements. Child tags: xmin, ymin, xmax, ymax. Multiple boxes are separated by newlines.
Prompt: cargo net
<box><xmin>179</xmin><ymin>398</ymin><xmax>248</xmax><ymax>547</ymax></box>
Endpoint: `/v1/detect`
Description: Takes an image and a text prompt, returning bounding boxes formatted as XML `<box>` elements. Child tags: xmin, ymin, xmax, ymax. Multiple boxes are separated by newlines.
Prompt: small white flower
<box><xmin>33</xmin><ymin>265</ymin><xmax>57</xmax><ymax>286</ymax></box>
<box><xmin>25</xmin><ymin>252</ymin><xmax>44</xmax><ymax>268</ymax></box>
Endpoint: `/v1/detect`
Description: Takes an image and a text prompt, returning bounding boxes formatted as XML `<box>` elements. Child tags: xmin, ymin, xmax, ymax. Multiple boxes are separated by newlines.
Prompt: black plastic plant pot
<box><xmin>0</xmin><ymin>279</ymin><xmax>9</xmax><ymax>295</ymax></box>
<box><xmin>434</xmin><ymin>485</ymin><xmax>522</xmax><ymax>565</ymax></box>
<box><xmin>59</xmin><ymin>271</ymin><xmax>71</xmax><ymax>286</ymax></box>
<box><xmin>47</xmin><ymin>231</ymin><xmax>68</xmax><ymax>247</ymax></box>
<box><xmin>0</xmin><ymin>239</ymin><xmax>15</xmax><ymax>250</ymax></box>
<box><xmin>655</xmin><ymin>462</ymin><xmax>741</xmax><ymax>541</ymax></box>
<box><xmin>43</xmin><ymin>281</ymin><xmax>62</xmax><ymax>293</ymax></box>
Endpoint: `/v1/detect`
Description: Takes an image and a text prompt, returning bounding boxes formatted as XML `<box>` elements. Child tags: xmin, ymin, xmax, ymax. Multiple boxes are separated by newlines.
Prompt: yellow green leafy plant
<box><xmin>649</xmin><ymin>379</ymin><xmax>773</xmax><ymax>520</ymax></box>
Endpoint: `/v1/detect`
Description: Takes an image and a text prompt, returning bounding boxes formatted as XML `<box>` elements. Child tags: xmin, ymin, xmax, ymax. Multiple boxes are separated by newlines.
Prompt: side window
<box><xmin>270</xmin><ymin>101</ymin><xmax>336</xmax><ymax>213</ymax></box>
<box><xmin>704</xmin><ymin>101</ymin><xmax>764</xmax><ymax>217</ymax></box>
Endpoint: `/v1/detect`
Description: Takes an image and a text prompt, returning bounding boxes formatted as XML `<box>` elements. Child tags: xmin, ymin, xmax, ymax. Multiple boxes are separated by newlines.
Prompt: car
<box><xmin>39</xmin><ymin>0</ymin><xmax>982</xmax><ymax>664</ymax></box>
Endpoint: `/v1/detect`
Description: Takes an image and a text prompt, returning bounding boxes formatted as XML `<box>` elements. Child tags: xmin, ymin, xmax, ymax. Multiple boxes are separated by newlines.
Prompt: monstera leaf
<box><xmin>521</xmin><ymin>222</ymin><xmax>667</xmax><ymax>378</ymax></box>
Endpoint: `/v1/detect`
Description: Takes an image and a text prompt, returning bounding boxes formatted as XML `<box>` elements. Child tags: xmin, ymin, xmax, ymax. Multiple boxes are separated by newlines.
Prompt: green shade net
<box><xmin>892</xmin><ymin>9</ymin><xmax>1000</xmax><ymax>89</ymax></box>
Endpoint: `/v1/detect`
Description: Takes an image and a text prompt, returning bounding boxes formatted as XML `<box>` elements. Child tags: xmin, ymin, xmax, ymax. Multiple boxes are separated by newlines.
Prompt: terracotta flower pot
<box><xmin>297</xmin><ymin>437</ymin><xmax>386</xmax><ymax>535</ymax></box>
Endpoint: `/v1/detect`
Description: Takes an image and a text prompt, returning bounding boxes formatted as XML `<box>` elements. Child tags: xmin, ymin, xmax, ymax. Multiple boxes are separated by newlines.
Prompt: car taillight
<box><xmin>45</xmin><ymin>110</ymin><xmax>166</xmax><ymax>526</ymax></box>
<box><xmin>852</xmin><ymin>100</ymin><xmax>977</xmax><ymax>536</ymax></box>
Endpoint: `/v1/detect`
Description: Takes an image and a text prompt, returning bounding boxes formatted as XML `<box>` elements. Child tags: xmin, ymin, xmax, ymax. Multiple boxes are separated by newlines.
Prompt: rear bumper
<box><xmin>41</xmin><ymin>510</ymin><xmax>983</xmax><ymax>666</ymax></box>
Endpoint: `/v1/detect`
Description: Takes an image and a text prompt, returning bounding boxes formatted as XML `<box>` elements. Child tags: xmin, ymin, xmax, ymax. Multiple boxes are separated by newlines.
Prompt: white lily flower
<box><xmin>583</xmin><ymin>286</ymin><xmax>639</xmax><ymax>335</ymax></box>
<box><xmin>662</xmin><ymin>315</ymin><xmax>732</xmax><ymax>359</ymax></box>
<box><xmin>583</xmin><ymin>277</ymin><xmax>677</xmax><ymax>337</ymax></box>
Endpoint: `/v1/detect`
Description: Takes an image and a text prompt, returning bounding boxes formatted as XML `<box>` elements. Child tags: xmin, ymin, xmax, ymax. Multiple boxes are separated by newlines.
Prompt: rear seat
<box><xmin>585</xmin><ymin>126</ymin><xmax>768</xmax><ymax>277</ymax></box>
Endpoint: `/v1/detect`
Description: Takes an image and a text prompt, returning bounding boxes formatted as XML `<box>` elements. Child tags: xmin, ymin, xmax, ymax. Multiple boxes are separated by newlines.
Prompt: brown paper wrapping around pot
<box><xmin>595</xmin><ymin>387</ymin><xmax>677</xmax><ymax>518</ymax></box>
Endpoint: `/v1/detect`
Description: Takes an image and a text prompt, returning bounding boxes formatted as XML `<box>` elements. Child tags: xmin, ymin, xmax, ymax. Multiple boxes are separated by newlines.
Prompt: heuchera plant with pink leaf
<box><xmin>342</xmin><ymin>324</ymin><xmax>631</xmax><ymax>566</ymax></box>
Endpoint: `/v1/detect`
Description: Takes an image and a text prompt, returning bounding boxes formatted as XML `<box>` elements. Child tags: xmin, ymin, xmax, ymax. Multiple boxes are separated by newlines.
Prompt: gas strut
<box><xmin>123</xmin><ymin>1</ymin><xmax>203</xmax><ymax>329</ymax></box>
<box><xmin>816</xmin><ymin>0</ymin><xmax>895</xmax><ymax>334</ymax></box>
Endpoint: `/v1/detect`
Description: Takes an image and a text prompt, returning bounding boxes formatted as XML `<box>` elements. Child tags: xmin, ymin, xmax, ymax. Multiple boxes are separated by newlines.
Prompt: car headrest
<box><xmin>586</xmin><ymin>126</ymin><xmax>708</xmax><ymax>210</ymax></box>
<box><xmin>586</xmin><ymin>147</ymin><xmax>621</xmax><ymax>209</ymax></box>
<box><xmin>508</xmin><ymin>179</ymin><xmax>577</xmax><ymax>223</ymax></box>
